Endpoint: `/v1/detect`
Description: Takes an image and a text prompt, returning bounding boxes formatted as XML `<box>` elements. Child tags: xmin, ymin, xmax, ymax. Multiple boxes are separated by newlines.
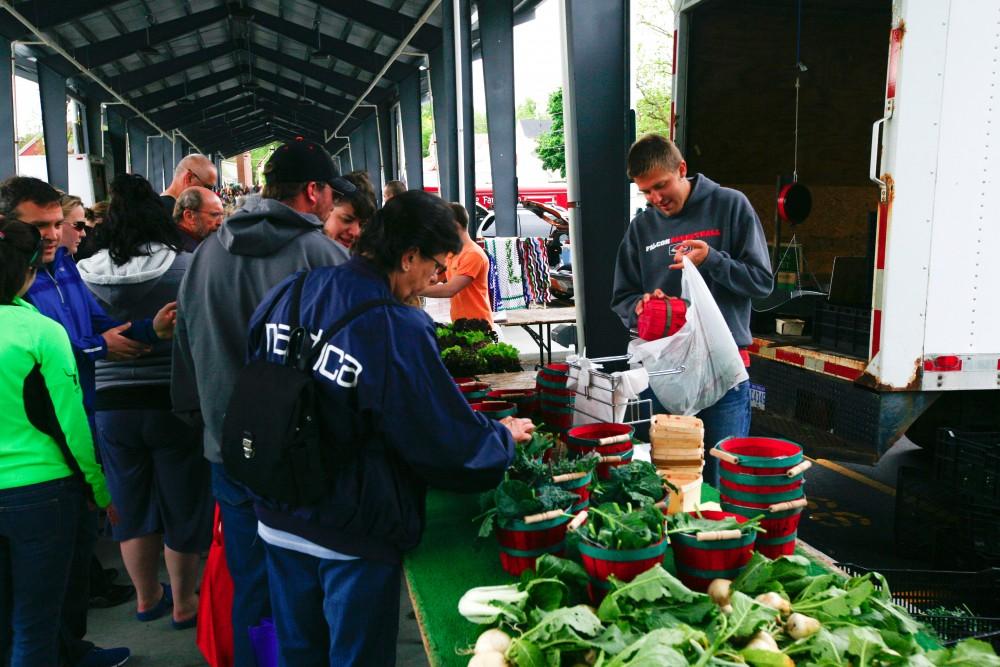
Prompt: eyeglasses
<box><xmin>195</xmin><ymin>209</ymin><xmax>225</xmax><ymax>219</ymax></box>
<box><xmin>188</xmin><ymin>170</ymin><xmax>213</xmax><ymax>187</ymax></box>
<box><xmin>426</xmin><ymin>254</ymin><xmax>447</xmax><ymax>276</ymax></box>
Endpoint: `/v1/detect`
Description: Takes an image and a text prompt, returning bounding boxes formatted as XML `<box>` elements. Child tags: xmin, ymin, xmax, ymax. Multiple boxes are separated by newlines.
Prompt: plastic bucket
<box><xmin>471</xmin><ymin>401</ymin><xmax>517</xmax><ymax>420</ymax></box>
<box><xmin>578</xmin><ymin>537</ymin><xmax>669</xmax><ymax>602</ymax></box>
<box><xmin>487</xmin><ymin>389</ymin><xmax>537</xmax><ymax>417</ymax></box>
<box><xmin>714</xmin><ymin>437</ymin><xmax>804</xmax><ymax>475</ymax></box>
<box><xmin>460</xmin><ymin>382</ymin><xmax>491</xmax><ymax>403</ymax></box>
<box><xmin>722</xmin><ymin>500</ymin><xmax>805</xmax><ymax>559</ymax></box>
<box><xmin>672</xmin><ymin>511</ymin><xmax>757</xmax><ymax>592</ymax></box>
<box><xmin>566</xmin><ymin>423</ymin><xmax>635</xmax><ymax>479</ymax></box>
<box><xmin>555</xmin><ymin>471</ymin><xmax>593</xmax><ymax>512</ymax></box>
<box><xmin>662</xmin><ymin>471</ymin><xmax>703</xmax><ymax>513</ymax></box>
<box><xmin>495</xmin><ymin>513</ymin><xmax>571</xmax><ymax>577</ymax></box>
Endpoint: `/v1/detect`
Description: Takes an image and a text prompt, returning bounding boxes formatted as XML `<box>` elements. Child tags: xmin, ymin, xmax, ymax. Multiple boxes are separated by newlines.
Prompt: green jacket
<box><xmin>0</xmin><ymin>296</ymin><xmax>110</xmax><ymax>507</ymax></box>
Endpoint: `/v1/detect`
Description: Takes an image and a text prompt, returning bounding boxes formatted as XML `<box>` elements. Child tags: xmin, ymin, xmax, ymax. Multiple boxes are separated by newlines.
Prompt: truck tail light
<box><xmin>924</xmin><ymin>355</ymin><xmax>963</xmax><ymax>372</ymax></box>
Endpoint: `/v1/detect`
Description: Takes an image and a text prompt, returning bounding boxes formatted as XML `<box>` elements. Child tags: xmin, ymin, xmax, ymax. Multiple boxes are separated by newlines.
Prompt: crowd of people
<box><xmin>0</xmin><ymin>139</ymin><xmax>527</xmax><ymax>666</ymax></box>
<box><xmin>0</xmin><ymin>127</ymin><xmax>767</xmax><ymax>665</ymax></box>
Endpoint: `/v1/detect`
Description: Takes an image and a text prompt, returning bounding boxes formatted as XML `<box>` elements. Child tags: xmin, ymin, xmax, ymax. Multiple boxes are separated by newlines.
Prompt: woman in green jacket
<box><xmin>0</xmin><ymin>220</ymin><xmax>111</xmax><ymax>666</ymax></box>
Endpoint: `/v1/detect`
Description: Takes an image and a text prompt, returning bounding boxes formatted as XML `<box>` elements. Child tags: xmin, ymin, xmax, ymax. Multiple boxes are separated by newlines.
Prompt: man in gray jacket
<box><xmin>171</xmin><ymin>138</ymin><xmax>353</xmax><ymax>666</ymax></box>
<box><xmin>611</xmin><ymin>134</ymin><xmax>772</xmax><ymax>482</ymax></box>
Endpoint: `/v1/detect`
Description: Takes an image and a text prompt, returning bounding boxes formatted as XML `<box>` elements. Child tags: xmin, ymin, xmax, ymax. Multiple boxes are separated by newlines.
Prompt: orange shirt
<box><xmin>447</xmin><ymin>241</ymin><xmax>493</xmax><ymax>325</ymax></box>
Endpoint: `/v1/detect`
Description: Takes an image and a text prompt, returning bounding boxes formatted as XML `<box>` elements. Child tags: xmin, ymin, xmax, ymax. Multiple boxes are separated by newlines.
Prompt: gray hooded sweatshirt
<box><xmin>171</xmin><ymin>198</ymin><xmax>349</xmax><ymax>463</ymax></box>
<box><xmin>78</xmin><ymin>244</ymin><xmax>190</xmax><ymax>405</ymax></box>
<box><xmin>610</xmin><ymin>174</ymin><xmax>773</xmax><ymax>347</ymax></box>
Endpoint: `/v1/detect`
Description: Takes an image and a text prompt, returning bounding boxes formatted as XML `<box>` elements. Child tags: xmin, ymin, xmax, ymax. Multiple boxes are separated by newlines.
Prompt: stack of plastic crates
<box><xmin>838</xmin><ymin>563</ymin><xmax>1000</xmax><ymax>648</ymax></box>
<box><xmin>895</xmin><ymin>429</ymin><xmax>1000</xmax><ymax>567</ymax></box>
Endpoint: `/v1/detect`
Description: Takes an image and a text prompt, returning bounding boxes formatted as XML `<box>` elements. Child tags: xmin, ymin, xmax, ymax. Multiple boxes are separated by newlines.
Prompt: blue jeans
<box><xmin>0</xmin><ymin>478</ymin><xmax>84</xmax><ymax>667</ymax></box>
<box><xmin>644</xmin><ymin>380</ymin><xmax>751</xmax><ymax>488</ymax></box>
<box><xmin>210</xmin><ymin>463</ymin><xmax>270</xmax><ymax>667</ymax></box>
<box><xmin>264</xmin><ymin>542</ymin><xmax>401</xmax><ymax>667</ymax></box>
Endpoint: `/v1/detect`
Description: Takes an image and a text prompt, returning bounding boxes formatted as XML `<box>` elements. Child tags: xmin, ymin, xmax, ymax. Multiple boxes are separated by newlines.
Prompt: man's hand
<box><xmin>634</xmin><ymin>288</ymin><xmax>668</xmax><ymax>317</ymax></box>
<box><xmin>102</xmin><ymin>322</ymin><xmax>152</xmax><ymax>361</ymax></box>
<box><xmin>153</xmin><ymin>301</ymin><xmax>178</xmax><ymax>340</ymax></box>
<box><xmin>500</xmin><ymin>416</ymin><xmax>536</xmax><ymax>443</ymax></box>
<box><xmin>670</xmin><ymin>239</ymin><xmax>710</xmax><ymax>269</ymax></box>
<box><xmin>106</xmin><ymin>504</ymin><xmax>120</xmax><ymax>526</ymax></box>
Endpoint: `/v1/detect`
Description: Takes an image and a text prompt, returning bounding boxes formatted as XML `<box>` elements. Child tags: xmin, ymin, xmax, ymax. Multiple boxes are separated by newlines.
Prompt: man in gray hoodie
<box><xmin>171</xmin><ymin>138</ymin><xmax>353</xmax><ymax>666</ymax></box>
<box><xmin>611</xmin><ymin>134</ymin><xmax>772</xmax><ymax>482</ymax></box>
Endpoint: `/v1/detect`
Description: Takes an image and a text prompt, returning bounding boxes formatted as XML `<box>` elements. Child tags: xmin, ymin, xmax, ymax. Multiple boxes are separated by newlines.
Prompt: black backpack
<box><xmin>222</xmin><ymin>271</ymin><xmax>394</xmax><ymax>506</ymax></box>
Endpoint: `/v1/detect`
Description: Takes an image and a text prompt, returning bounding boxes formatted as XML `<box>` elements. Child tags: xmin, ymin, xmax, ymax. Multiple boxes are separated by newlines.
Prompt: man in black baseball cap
<box><xmin>172</xmin><ymin>136</ymin><xmax>352</xmax><ymax>665</ymax></box>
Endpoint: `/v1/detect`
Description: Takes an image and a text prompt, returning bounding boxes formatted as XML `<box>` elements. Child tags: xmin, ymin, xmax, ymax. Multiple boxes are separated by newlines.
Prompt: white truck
<box><xmin>17</xmin><ymin>153</ymin><xmax>109</xmax><ymax>205</ymax></box>
<box><xmin>672</xmin><ymin>0</ymin><xmax>1000</xmax><ymax>461</ymax></box>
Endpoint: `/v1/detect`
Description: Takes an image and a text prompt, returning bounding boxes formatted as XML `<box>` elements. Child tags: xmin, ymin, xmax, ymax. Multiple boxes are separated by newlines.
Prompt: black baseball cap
<box><xmin>263</xmin><ymin>137</ymin><xmax>356</xmax><ymax>194</ymax></box>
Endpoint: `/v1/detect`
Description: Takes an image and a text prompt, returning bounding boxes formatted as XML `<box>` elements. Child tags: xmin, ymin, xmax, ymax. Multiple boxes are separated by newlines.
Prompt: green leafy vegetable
<box><xmin>474</xmin><ymin>480</ymin><xmax>576</xmax><ymax>537</ymax></box>
<box><xmin>591</xmin><ymin>461</ymin><xmax>665</xmax><ymax>507</ymax></box>
<box><xmin>578</xmin><ymin>502</ymin><xmax>665</xmax><ymax>551</ymax></box>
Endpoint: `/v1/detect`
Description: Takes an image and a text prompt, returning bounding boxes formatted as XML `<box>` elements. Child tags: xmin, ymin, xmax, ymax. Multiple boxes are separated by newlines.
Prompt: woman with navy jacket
<box><xmin>246</xmin><ymin>190</ymin><xmax>531</xmax><ymax>666</ymax></box>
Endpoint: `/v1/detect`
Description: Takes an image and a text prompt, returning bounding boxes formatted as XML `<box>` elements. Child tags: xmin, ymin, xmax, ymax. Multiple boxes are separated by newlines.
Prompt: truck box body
<box><xmin>673</xmin><ymin>0</ymin><xmax>1000</xmax><ymax>460</ymax></box>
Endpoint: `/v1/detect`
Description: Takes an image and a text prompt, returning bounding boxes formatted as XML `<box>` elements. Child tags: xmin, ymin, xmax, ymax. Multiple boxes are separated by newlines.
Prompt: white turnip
<box><xmin>746</xmin><ymin>630</ymin><xmax>780</xmax><ymax>652</ymax></box>
<box><xmin>708</xmin><ymin>578</ymin><xmax>733</xmax><ymax>607</ymax></box>
<box><xmin>474</xmin><ymin>629</ymin><xmax>512</xmax><ymax>655</ymax></box>
<box><xmin>785</xmin><ymin>612</ymin><xmax>821</xmax><ymax>639</ymax></box>
<box><xmin>756</xmin><ymin>592</ymin><xmax>792</xmax><ymax>616</ymax></box>
<box><xmin>468</xmin><ymin>650</ymin><xmax>508</xmax><ymax>667</ymax></box>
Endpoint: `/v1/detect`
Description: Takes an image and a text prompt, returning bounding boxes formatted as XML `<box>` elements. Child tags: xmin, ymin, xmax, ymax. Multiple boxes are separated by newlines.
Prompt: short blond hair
<box><xmin>626</xmin><ymin>133</ymin><xmax>684</xmax><ymax>179</ymax></box>
<box><xmin>59</xmin><ymin>193</ymin><xmax>83</xmax><ymax>218</ymax></box>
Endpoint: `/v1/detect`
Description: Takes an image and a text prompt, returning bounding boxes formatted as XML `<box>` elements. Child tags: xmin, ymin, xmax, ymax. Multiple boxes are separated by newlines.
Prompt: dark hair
<box><xmin>0</xmin><ymin>176</ymin><xmax>61</xmax><ymax>218</ymax></box>
<box><xmin>0</xmin><ymin>220</ymin><xmax>42</xmax><ymax>304</ymax></box>
<box><xmin>353</xmin><ymin>190</ymin><xmax>462</xmax><ymax>274</ymax></box>
<box><xmin>383</xmin><ymin>180</ymin><xmax>407</xmax><ymax>198</ymax></box>
<box><xmin>626</xmin><ymin>133</ymin><xmax>685</xmax><ymax>179</ymax></box>
<box><xmin>102</xmin><ymin>174</ymin><xmax>181</xmax><ymax>265</ymax></box>
<box><xmin>449</xmin><ymin>203</ymin><xmax>470</xmax><ymax>231</ymax></box>
<box><xmin>338</xmin><ymin>171</ymin><xmax>376</xmax><ymax>223</ymax></box>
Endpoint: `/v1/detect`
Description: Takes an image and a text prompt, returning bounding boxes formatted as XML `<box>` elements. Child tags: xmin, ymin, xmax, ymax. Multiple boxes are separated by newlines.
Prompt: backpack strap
<box><xmin>247</xmin><ymin>271</ymin><xmax>309</xmax><ymax>357</ymax></box>
<box><xmin>296</xmin><ymin>298</ymin><xmax>399</xmax><ymax>372</ymax></box>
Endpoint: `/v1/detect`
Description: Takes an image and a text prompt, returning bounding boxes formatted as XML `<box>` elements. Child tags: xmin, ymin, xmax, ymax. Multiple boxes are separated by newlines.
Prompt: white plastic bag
<box><xmin>629</xmin><ymin>256</ymin><xmax>748</xmax><ymax>415</ymax></box>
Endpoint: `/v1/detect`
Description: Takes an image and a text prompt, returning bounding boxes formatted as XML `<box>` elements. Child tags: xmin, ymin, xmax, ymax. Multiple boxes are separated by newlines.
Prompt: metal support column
<box><xmin>429</xmin><ymin>1</ymin><xmax>458</xmax><ymax>201</ymax></box>
<box><xmin>160</xmin><ymin>135</ymin><xmax>173</xmax><ymax>191</ymax></box>
<box><xmin>350</xmin><ymin>126</ymin><xmax>366</xmax><ymax>173</ymax></box>
<box><xmin>0</xmin><ymin>36</ymin><xmax>16</xmax><ymax>178</ymax></box>
<box><xmin>104</xmin><ymin>107</ymin><xmax>127</xmax><ymax>177</ymax></box>
<box><xmin>83</xmin><ymin>95</ymin><xmax>103</xmax><ymax>157</ymax></box>
<box><xmin>561</xmin><ymin>0</ymin><xmax>631</xmax><ymax>357</ymax></box>
<box><xmin>128</xmin><ymin>121</ymin><xmax>147</xmax><ymax>177</ymax></box>
<box><xmin>377</xmin><ymin>102</ymin><xmax>393</xmax><ymax>190</ymax></box>
<box><xmin>37</xmin><ymin>62</ymin><xmax>68</xmax><ymax>190</ymax></box>
<box><xmin>479</xmin><ymin>0</ymin><xmax>518</xmax><ymax>237</ymax></box>
<box><xmin>398</xmin><ymin>70</ymin><xmax>423</xmax><ymax>191</ymax></box>
<box><xmin>454</xmin><ymin>0</ymin><xmax>475</xmax><ymax>217</ymax></box>
<box><xmin>148</xmin><ymin>135</ymin><xmax>164</xmax><ymax>190</ymax></box>
<box><xmin>363</xmin><ymin>113</ymin><xmax>382</xmax><ymax>200</ymax></box>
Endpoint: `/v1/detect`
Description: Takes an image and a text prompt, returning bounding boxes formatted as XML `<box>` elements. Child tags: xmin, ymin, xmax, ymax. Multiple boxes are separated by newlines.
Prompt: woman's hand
<box><xmin>499</xmin><ymin>416</ymin><xmax>535</xmax><ymax>443</ymax></box>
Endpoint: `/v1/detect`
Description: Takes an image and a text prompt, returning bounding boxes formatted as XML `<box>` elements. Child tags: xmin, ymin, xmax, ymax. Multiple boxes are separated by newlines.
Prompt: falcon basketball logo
<box><xmin>644</xmin><ymin>229</ymin><xmax>722</xmax><ymax>254</ymax></box>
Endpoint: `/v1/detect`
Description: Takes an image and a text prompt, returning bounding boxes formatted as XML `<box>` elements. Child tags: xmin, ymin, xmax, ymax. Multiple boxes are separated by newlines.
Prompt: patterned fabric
<box><xmin>493</xmin><ymin>238</ymin><xmax>527</xmax><ymax>311</ymax></box>
<box><xmin>519</xmin><ymin>238</ymin><xmax>552</xmax><ymax>306</ymax></box>
<box><xmin>482</xmin><ymin>240</ymin><xmax>502</xmax><ymax>312</ymax></box>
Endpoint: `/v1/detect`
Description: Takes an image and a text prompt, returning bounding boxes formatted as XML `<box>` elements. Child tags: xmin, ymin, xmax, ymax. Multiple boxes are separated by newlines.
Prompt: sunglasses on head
<box><xmin>0</xmin><ymin>225</ymin><xmax>44</xmax><ymax>269</ymax></box>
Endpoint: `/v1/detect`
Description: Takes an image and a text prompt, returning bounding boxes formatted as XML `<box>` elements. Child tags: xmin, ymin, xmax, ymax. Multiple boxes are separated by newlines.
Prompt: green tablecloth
<box><xmin>403</xmin><ymin>484</ymin><xmax>830</xmax><ymax>666</ymax></box>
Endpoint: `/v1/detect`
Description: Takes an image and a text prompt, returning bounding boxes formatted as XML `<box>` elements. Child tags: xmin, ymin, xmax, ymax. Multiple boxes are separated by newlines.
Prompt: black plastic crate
<box><xmin>935</xmin><ymin>429</ymin><xmax>1000</xmax><ymax>503</ymax></box>
<box><xmin>895</xmin><ymin>466</ymin><xmax>961</xmax><ymax>563</ymax></box>
<box><xmin>837</xmin><ymin>563</ymin><xmax>1000</xmax><ymax>647</ymax></box>
<box><xmin>813</xmin><ymin>303</ymin><xmax>871</xmax><ymax>358</ymax></box>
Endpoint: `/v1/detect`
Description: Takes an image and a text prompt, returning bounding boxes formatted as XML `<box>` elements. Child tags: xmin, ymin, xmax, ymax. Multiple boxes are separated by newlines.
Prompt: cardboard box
<box><xmin>775</xmin><ymin>318</ymin><xmax>806</xmax><ymax>336</ymax></box>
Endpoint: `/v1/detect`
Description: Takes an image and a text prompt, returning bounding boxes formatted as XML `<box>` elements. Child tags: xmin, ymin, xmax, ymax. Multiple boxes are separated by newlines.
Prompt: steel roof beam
<box><xmin>150</xmin><ymin>91</ymin><xmax>254</xmax><ymax>128</ymax></box>
<box><xmin>17</xmin><ymin>0</ymin><xmax>126</xmax><ymax>30</ymax></box>
<box><xmin>72</xmin><ymin>4</ymin><xmax>230</xmax><ymax>69</ymax></box>
<box><xmin>132</xmin><ymin>67</ymin><xmax>239</xmax><ymax>111</ymax></box>
<box><xmin>110</xmin><ymin>42</ymin><xmax>237</xmax><ymax>93</ymax></box>
<box><xmin>311</xmin><ymin>0</ymin><xmax>440</xmax><ymax>53</ymax></box>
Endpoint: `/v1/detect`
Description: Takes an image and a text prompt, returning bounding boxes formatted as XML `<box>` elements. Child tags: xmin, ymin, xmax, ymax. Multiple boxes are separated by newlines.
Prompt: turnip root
<box><xmin>708</xmin><ymin>578</ymin><xmax>733</xmax><ymax>606</ymax></box>
<box><xmin>474</xmin><ymin>629</ymin><xmax>512</xmax><ymax>655</ymax></box>
<box><xmin>721</xmin><ymin>604</ymin><xmax>733</xmax><ymax>615</ymax></box>
<box><xmin>468</xmin><ymin>651</ymin><xmax>508</xmax><ymax>667</ymax></box>
<box><xmin>746</xmin><ymin>630</ymin><xmax>780</xmax><ymax>652</ymax></box>
<box><xmin>756</xmin><ymin>592</ymin><xmax>792</xmax><ymax>616</ymax></box>
<box><xmin>785</xmin><ymin>612</ymin><xmax>821</xmax><ymax>639</ymax></box>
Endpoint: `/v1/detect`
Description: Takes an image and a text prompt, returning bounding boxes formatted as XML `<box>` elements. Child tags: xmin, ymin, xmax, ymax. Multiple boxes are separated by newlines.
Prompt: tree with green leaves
<box><xmin>421</xmin><ymin>101</ymin><xmax>434</xmax><ymax>157</ymax></box>
<box><xmin>516</xmin><ymin>98</ymin><xmax>544</xmax><ymax>121</ymax></box>
<box><xmin>535</xmin><ymin>88</ymin><xmax>565</xmax><ymax>177</ymax></box>
<box><xmin>634</xmin><ymin>0</ymin><xmax>675</xmax><ymax>137</ymax></box>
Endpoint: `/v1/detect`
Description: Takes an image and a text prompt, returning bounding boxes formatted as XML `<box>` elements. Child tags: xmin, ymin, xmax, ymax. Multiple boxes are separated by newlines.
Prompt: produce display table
<box><xmin>477</xmin><ymin>370</ymin><xmax>537</xmax><ymax>392</ymax></box>
<box><xmin>499</xmin><ymin>307</ymin><xmax>577</xmax><ymax>364</ymax></box>
<box><xmin>403</xmin><ymin>485</ymin><xmax>830</xmax><ymax>667</ymax></box>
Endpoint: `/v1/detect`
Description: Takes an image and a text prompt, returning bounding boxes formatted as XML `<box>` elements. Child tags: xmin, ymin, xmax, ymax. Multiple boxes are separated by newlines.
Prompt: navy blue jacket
<box><xmin>248</xmin><ymin>256</ymin><xmax>515</xmax><ymax>563</ymax></box>
<box><xmin>26</xmin><ymin>247</ymin><xmax>158</xmax><ymax>416</ymax></box>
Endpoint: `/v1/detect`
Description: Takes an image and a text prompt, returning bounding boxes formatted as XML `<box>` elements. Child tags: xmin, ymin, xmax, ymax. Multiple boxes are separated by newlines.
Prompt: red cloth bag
<box><xmin>197</xmin><ymin>504</ymin><xmax>234</xmax><ymax>667</ymax></box>
<box><xmin>637</xmin><ymin>296</ymin><xmax>687</xmax><ymax>341</ymax></box>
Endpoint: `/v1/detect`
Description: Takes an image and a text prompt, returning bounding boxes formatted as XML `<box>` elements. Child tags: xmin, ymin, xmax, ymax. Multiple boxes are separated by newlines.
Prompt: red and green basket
<box><xmin>536</xmin><ymin>364</ymin><xmax>575</xmax><ymax>431</ymax></box>
<box><xmin>470</xmin><ymin>401</ymin><xmax>517</xmax><ymax>420</ymax></box>
<box><xmin>459</xmin><ymin>381</ymin><xmax>491</xmax><ymax>403</ymax></box>
<box><xmin>553</xmin><ymin>471</ymin><xmax>593</xmax><ymax>513</ymax></box>
<box><xmin>579</xmin><ymin>537</ymin><xmax>669</xmax><ymax>602</ymax></box>
<box><xmin>566</xmin><ymin>423</ymin><xmax>634</xmax><ymax>479</ymax></box>
<box><xmin>722</xmin><ymin>498</ymin><xmax>809</xmax><ymax>558</ymax></box>
<box><xmin>671</xmin><ymin>510</ymin><xmax>757</xmax><ymax>592</ymax></box>
<box><xmin>495</xmin><ymin>509</ymin><xmax>572</xmax><ymax>577</ymax></box>
<box><xmin>487</xmin><ymin>389</ymin><xmax>537</xmax><ymax>418</ymax></box>
<box><xmin>711</xmin><ymin>437</ymin><xmax>811</xmax><ymax>476</ymax></box>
